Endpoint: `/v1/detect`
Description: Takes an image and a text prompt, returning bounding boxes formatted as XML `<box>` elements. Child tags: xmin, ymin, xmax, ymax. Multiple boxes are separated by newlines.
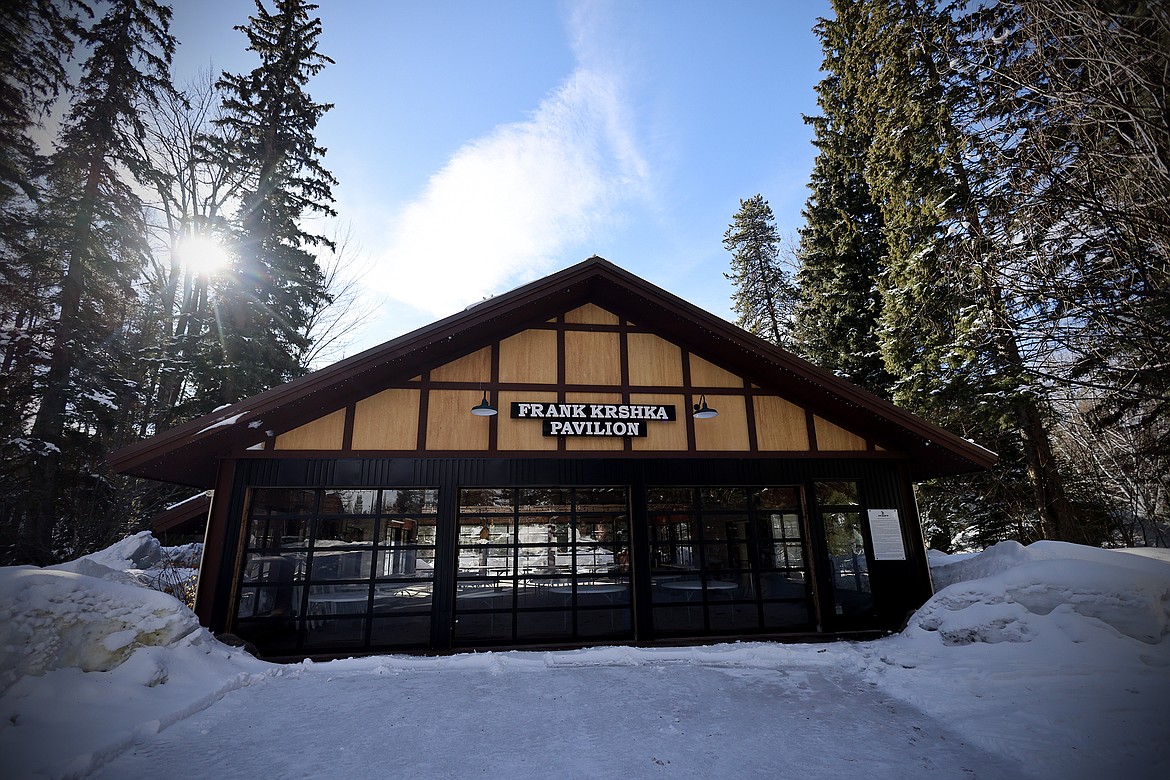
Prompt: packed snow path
<box><xmin>91</xmin><ymin>658</ymin><xmax>1028</xmax><ymax>779</ymax></box>
<box><xmin>4</xmin><ymin>536</ymin><xmax>1167</xmax><ymax>778</ymax></box>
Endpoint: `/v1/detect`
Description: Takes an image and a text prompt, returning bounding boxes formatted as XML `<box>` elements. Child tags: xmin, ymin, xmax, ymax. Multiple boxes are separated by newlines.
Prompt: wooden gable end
<box><xmin>259</xmin><ymin>302</ymin><xmax>880</xmax><ymax>457</ymax></box>
<box><xmin>113</xmin><ymin>256</ymin><xmax>991</xmax><ymax>487</ymax></box>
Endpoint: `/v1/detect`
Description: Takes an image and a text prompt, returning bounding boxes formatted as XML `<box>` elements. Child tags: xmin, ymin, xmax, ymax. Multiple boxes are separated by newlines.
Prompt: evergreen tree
<box><xmin>723</xmin><ymin>194</ymin><xmax>796</xmax><ymax>346</ymax></box>
<box><xmin>792</xmin><ymin>0</ymin><xmax>1087</xmax><ymax>546</ymax></box>
<box><xmin>0</xmin><ymin>0</ymin><xmax>82</xmax><ymax>203</ymax></box>
<box><xmin>978</xmin><ymin>1</ymin><xmax>1170</xmax><ymax>474</ymax></box>
<box><xmin>200</xmin><ymin>0</ymin><xmax>337</xmax><ymax>404</ymax></box>
<box><xmin>792</xmin><ymin>0</ymin><xmax>894</xmax><ymax>396</ymax></box>
<box><xmin>860</xmin><ymin>0</ymin><xmax>1079</xmax><ymax>543</ymax></box>
<box><xmin>0</xmin><ymin>0</ymin><xmax>83</xmax><ymax>446</ymax></box>
<box><xmin>4</xmin><ymin>0</ymin><xmax>178</xmax><ymax>564</ymax></box>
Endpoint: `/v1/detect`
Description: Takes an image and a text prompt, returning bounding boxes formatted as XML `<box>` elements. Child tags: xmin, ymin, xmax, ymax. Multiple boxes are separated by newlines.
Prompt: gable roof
<box><xmin>109</xmin><ymin>256</ymin><xmax>995</xmax><ymax>487</ymax></box>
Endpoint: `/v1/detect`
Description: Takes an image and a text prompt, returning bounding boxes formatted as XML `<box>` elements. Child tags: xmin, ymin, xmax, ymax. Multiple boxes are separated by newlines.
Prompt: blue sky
<box><xmin>170</xmin><ymin>0</ymin><xmax>831</xmax><ymax>355</ymax></box>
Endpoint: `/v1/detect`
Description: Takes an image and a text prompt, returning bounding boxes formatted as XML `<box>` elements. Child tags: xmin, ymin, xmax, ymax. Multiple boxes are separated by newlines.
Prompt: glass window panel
<box><xmin>574</xmin><ymin>487</ymin><xmax>628</xmax><ymax>512</ymax></box>
<box><xmin>762</xmin><ymin>601</ymin><xmax>812</xmax><ymax>629</ymax></box>
<box><xmin>516</xmin><ymin>544</ymin><xmax>561</xmax><ymax>574</ymax></box>
<box><xmin>822</xmin><ymin>510</ymin><xmax>875</xmax><ymax>616</ymax></box>
<box><xmin>514</xmin><ymin>610</ymin><xmax>569</xmax><ymax>641</ymax></box>
<box><xmin>235</xmin><ymin>584</ymin><xmax>301</xmax><ymax>618</ymax></box>
<box><xmin>242</xmin><ymin>552</ymin><xmax>301</xmax><ymax>583</ymax></box>
<box><xmin>707</xmin><ymin>600</ymin><xmax>758</xmax><ymax>631</ymax></box>
<box><xmin>305</xmin><ymin>584</ymin><xmax>371</xmax><ymax>622</ymax></box>
<box><xmin>370</xmin><ymin>615</ymin><xmax>431</xmax><ymax>646</ymax></box>
<box><xmin>781</xmin><ymin>513</ymin><xmax>802</xmax><ymax>539</ymax></box>
<box><xmin>650</xmin><ymin>573</ymin><xmax>702</xmax><ymax>604</ymax></box>
<box><xmin>382</xmin><ymin>488</ymin><xmax>438</xmax><ymax>515</ymax></box>
<box><xmin>314</xmin><ymin>517</ymin><xmax>376</xmax><ymax>545</ymax></box>
<box><xmin>373</xmin><ymin>581</ymin><xmax>432</xmax><ymax>610</ymax></box>
<box><xmin>702</xmin><ymin>542</ymin><xmax>733</xmax><ymax>571</ymax></box>
<box><xmin>652</xmin><ymin>605</ymin><xmax>702</xmax><ymax>632</ymax></box>
<box><xmin>309</xmin><ymin>549</ymin><xmax>373</xmax><ymax>581</ymax></box>
<box><xmin>701</xmin><ymin>487</ymin><xmax>748</xmax><ymax>509</ymax></box>
<box><xmin>649</xmin><ymin>514</ymin><xmax>697</xmax><ymax>543</ymax></box>
<box><xmin>233</xmin><ymin>621</ymin><xmax>298</xmax><ymax>655</ymax></box>
<box><xmin>251</xmin><ymin>488</ymin><xmax>316</xmax><ymax>516</ymax></box>
<box><xmin>459</xmin><ymin>488</ymin><xmax>514</xmax><ymax>513</ymax></box>
<box><xmin>757</xmin><ymin>539</ymin><xmax>782</xmax><ymax>569</ymax></box>
<box><xmin>517</xmin><ymin>515</ymin><xmax>555</xmax><ymax>539</ymax></box>
<box><xmin>304</xmin><ymin>616</ymin><xmax>366</xmax><ymax>648</ymax></box>
<box><xmin>702</xmin><ymin>515</ymin><xmax>748</xmax><ymax>541</ymax></box>
<box><xmin>519</xmin><ymin>487</ymin><xmax>571</xmax><ymax>513</ymax></box>
<box><xmin>456</xmin><ymin>538</ymin><xmax>515</xmax><ymax>579</ymax></box>
<box><xmin>410</xmin><ymin>518</ymin><xmax>438</xmax><ymax>546</ymax></box>
<box><xmin>458</xmin><ymin>516</ymin><xmax>511</xmax><ymax>545</ymax></box>
<box><xmin>815</xmin><ymin>481</ymin><xmax>859</xmax><ymax>506</ymax></box>
<box><xmin>759</xmin><ymin>572</ymin><xmax>809</xmax><ymax>599</ymax></box>
<box><xmin>378</xmin><ymin>517</ymin><xmax>422</xmax><ymax>545</ymax></box>
<box><xmin>320</xmin><ymin>489</ymin><xmax>377</xmax><ymax>516</ymax></box>
<box><xmin>785</xmin><ymin>543</ymin><xmax>805</xmax><ymax>569</ymax></box>
<box><xmin>576</xmin><ymin>606</ymin><xmax>631</xmax><ymax>637</ymax></box>
<box><xmin>651</xmin><ymin>543</ymin><xmax>699</xmax><ymax>571</ymax></box>
<box><xmin>376</xmin><ymin>547</ymin><xmax>435</xmax><ymax>578</ymax></box>
<box><xmin>646</xmin><ymin>487</ymin><xmax>694</xmax><ymax>510</ymax></box>
<box><xmin>451</xmin><ymin>589</ymin><xmax>512</xmax><ymax>617</ymax></box>
<box><xmin>249</xmin><ymin>517</ymin><xmax>310</xmax><ymax>549</ymax></box>
<box><xmin>754</xmin><ymin>487</ymin><xmax>800</xmax><ymax>510</ymax></box>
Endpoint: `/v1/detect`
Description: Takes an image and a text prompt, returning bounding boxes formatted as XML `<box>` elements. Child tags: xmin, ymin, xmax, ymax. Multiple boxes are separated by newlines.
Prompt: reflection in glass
<box><xmin>376</xmin><ymin>547</ymin><xmax>435</xmax><ymax>579</ymax></box>
<box><xmin>305</xmin><ymin>616</ymin><xmax>365</xmax><ymax>648</ymax></box>
<box><xmin>815</xmin><ymin>481</ymin><xmax>859</xmax><ymax>507</ymax></box>
<box><xmin>459</xmin><ymin>488</ymin><xmax>513</xmax><ymax>513</ymax></box>
<box><xmin>310</xmin><ymin>548</ymin><xmax>373</xmax><ymax>580</ymax></box>
<box><xmin>700</xmin><ymin>487</ymin><xmax>748</xmax><ymax>509</ymax></box>
<box><xmin>321</xmin><ymin>489</ymin><xmax>377</xmax><ymax>516</ymax></box>
<box><xmin>455</xmin><ymin>487</ymin><xmax>632</xmax><ymax>644</ymax></box>
<box><xmin>250</xmin><ymin>517</ymin><xmax>310</xmax><ymax>549</ymax></box>
<box><xmin>382</xmin><ymin>488</ymin><xmax>437</xmax><ymax>514</ymax></box>
<box><xmin>236</xmin><ymin>485</ymin><xmax>439</xmax><ymax>655</ymax></box>
<box><xmin>648</xmin><ymin>485</ymin><xmax>813</xmax><ymax>635</ymax></box>
<box><xmin>575</xmin><ymin>486</ymin><xmax>627</xmax><ymax>512</ymax></box>
<box><xmin>754</xmin><ymin>487</ymin><xmax>799</xmax><ymax>510</ymax></box>
<box><xmin>314</xmin><ymin>517</ymin><xmax>376</xmax><ymax>545</ymax></box>
<box><xmin>647</xmin><ymin>487</ymin><xmax>693</xmax><ymax>509</ymax></box>
<box><xmin>251</xmin><ymin>488</ymin><xmax>316</xmax><ymax>516</ymax></box>
<box><xmin>519</xmin><ymin>487</ymin><xmax>570</xmax><ymax>512</ymax></box>
<box><xmin>822</xmin><ymin>510</ymin><xmax>874</xmax><ymax>617</ymax></box>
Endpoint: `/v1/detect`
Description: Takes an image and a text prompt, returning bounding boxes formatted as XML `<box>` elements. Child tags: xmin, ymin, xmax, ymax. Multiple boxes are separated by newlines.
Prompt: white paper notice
<box><xmin>867</xmin><ymin>509</ymin><xmax>906</xmax><ymax>561</ymax></box>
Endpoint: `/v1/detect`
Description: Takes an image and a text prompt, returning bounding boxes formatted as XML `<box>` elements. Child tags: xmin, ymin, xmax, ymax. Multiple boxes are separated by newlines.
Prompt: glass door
<box><xmin>814</xmin><ymin>481</ymin><xmax>876</xmax><ymax>624</ymax></box>
<box><xmin>647</xmin><ymin>486</ymin><xmax>813</xmax><ymax>636</ymax></box>
<box><xmin>454</xmin><ymin>487</ymin><xmax>632</xmax><ymax>646</ymax></box>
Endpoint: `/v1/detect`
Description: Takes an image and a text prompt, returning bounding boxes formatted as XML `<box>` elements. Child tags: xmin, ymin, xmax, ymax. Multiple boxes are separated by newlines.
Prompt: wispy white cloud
<box><xmin>369</xmin><ymin>6</ymin><xmax>649</xmax><ymax>316</ymax></box>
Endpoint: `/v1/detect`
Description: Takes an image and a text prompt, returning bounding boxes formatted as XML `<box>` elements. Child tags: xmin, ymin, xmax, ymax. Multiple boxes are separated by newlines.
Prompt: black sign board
<box><xmin>510</xmin><ymin>402</ymin><xmax>677</xmax><ymax>437</ymax></box>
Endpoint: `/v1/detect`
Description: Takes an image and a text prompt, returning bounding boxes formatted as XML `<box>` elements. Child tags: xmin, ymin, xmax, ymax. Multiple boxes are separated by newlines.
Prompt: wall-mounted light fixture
<box><xmin>470</xmin><ymin>390</ymin><xmax>497</xmax><ymax>416</ymax></box>
<box><xmin>692</xmin><ymin>395</ymin><xmax>718</xmax><ymax>419</ymax></box>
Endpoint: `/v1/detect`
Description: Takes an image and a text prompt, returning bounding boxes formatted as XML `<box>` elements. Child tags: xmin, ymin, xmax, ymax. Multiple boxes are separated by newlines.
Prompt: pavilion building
<box><xmin>111</xmin><ymin>257</ymin><xmax>994</xmax><ymax>658</ymax></box>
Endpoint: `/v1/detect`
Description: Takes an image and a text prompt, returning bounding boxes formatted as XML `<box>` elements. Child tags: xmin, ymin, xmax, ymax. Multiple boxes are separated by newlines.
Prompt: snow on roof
<box><xmin>196</xmin><ymin>411</ymin><xmax>248</xmax><ymax>435</ymax></box>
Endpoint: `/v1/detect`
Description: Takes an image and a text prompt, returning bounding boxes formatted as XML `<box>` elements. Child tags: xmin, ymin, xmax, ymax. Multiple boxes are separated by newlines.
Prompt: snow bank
<box><xmin>0</xmin><ymin>536</ymin><xmax>271</xmax><ymax>779</ymax></box>
<box><xmin>2</xmin><ymin>535</ymin><xmax>1168</xmax><ymax>779</ymax></box>
<box><xmin>0</xmin><ymin>566</ymin><xmax>205</xmax><ymax>689</ymax></box>
<box><xmin>918</xmin><ymin>541</ymin><xmax>1170</xmax><ymax>645</ymax></box>
<box><xmin>871</xmin><ymin>541</ymin><xmax>1170</xmax><ymax>778</ymax></box>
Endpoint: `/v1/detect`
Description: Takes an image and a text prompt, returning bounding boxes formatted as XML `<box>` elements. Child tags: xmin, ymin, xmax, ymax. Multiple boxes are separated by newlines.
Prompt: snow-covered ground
<box><xmin>2</xmin><ymin>535</ymin><xmax>1167</xmax><ymax>779</ymax></box>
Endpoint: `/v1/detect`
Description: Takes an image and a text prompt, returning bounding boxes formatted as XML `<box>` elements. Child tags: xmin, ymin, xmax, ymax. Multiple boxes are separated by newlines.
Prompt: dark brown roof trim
<box><xmin>110</xmin><ymin>256</ymin><xmax>995</xmax><ymax>487</ymax></box>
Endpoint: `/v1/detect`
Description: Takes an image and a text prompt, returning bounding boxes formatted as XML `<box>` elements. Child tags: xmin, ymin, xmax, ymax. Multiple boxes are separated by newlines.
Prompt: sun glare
<box><xmin>178</xmin><ymin>234</ymin><xmax>231</xmax><ymax>275</ymax></box>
